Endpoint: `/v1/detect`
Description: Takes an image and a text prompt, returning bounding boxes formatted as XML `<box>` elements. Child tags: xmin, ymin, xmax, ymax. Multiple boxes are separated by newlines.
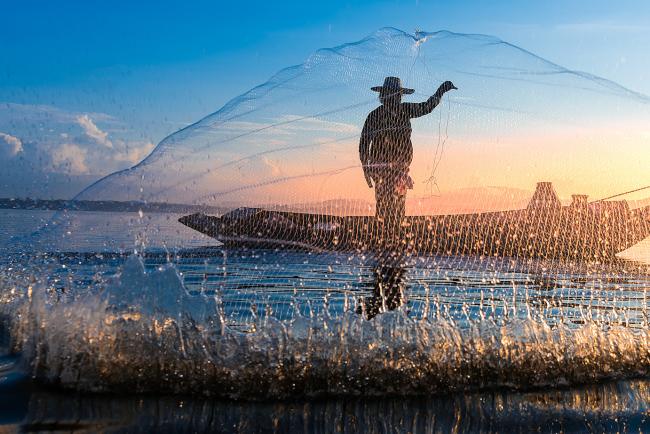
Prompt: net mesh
<box><xmin>42</xmin><ymin>28</ymin><xmax>650</xmax><ymax>263</ymax></box>
<box><xmin>2</xmin><ymin>28</ymin><xmax>650</xmax><ymax>397</ymax></box>
<box><xmin>72</xmin><ymin>28</ymin><xmax>650</xmax><ymax>215</ymax></box>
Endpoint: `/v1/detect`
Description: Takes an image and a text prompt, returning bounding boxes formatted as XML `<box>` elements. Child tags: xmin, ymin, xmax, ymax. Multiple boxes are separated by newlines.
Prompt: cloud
<box><xmin>0</xmin><ymin>102</ymin><xmax>161</xmax><ymax>197</ymax></box>
<box><xmin>51</xmin><ymin>143</ymin><xmax>89</xmax><ymax>175</ymax></box>
<box><xmin>113</xmin><ymin>140</ymin><xmax>155</xmax><ymax>165</ymax></box>
<box><xmin>0</xmin><ymin>132</ymin><xmax>23</xmax><ymax>156</ymax></box>
<box><xmin>76</xmin><ymin>114</ymin><xmax>113</xmax><ymax>148</ymax></box>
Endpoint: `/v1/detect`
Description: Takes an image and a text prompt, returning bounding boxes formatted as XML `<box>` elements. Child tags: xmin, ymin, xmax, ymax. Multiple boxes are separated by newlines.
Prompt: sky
<box><xmin>1</xmin><ymin>0</ymin><xmax>650</xmax><ymax>201</ymax></box>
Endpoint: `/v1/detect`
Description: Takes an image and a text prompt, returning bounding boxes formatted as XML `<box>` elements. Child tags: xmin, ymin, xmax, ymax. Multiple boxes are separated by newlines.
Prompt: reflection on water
<box><xmin>160</xmin><ymin>248</ymin><xmax>650</xmax><ymax>330</ymax></box>
<box><xmin>357</xmin><ymin>250</ymin><xmax>408</xmax><ymax>320</ymax></box>
<box><xmin>3</xmin><ymin>379</ymin><xmax>650</xmax><ymax>433</ymax></box>
<box><xmin>359</xmin><ymin>264</ymin><xmax>407</xmax><ymax>320</ymax></box>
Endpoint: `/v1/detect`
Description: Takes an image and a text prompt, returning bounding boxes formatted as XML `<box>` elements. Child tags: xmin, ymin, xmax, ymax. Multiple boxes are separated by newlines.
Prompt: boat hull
<box><xmin>179</xmin><ymin>205</ymin><xmax>650</xmax><ymax>262</ymax></box>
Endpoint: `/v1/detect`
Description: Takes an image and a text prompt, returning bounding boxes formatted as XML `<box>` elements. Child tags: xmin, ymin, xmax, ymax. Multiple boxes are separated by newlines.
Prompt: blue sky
<box><xmin>1</xmin><ymin>0</ymin><xmax>650</xmax><ymax>198</ymax></box>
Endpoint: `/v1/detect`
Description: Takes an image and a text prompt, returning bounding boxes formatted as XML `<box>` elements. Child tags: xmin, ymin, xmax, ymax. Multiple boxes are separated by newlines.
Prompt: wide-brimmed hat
<box><xmin>371</xmin><ymin>76</ymin><xmax>414</xmax><ymax>95</ymax></box>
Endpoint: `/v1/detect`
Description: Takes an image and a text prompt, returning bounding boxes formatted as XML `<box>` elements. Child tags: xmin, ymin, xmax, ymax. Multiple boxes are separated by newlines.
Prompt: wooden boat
<box><xmin>178</xmin><ymin>183</ymin><xmax>650</xmax><ymax>262</ymax></box>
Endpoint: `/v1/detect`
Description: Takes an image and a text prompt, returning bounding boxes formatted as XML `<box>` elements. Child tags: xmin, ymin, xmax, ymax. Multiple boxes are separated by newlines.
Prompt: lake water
<box><xmin>2</xmin><ymin>208</ymin><xmax>650</xmax><ymax>432</ymax></box>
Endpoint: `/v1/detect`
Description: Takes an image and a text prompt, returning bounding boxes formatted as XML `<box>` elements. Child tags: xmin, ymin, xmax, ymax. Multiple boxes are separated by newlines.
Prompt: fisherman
<box><xmin>359</xmin><ymin>77</ymin><xmax>457</xmax><ymax>227</ymax></box>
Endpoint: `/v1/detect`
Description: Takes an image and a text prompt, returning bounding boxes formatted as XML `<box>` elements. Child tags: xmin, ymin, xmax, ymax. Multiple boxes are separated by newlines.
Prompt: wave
<box><xmin>2</xmin><ymin>255</ymin><xmax>650</xmax><ymax>399</ymax></box>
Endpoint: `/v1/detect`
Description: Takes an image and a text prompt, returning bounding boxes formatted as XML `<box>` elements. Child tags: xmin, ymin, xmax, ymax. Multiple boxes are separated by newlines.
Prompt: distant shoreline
<box><xmin>0</xmin><ymin>198</ymin><xmax>225</xmax><ymax>214</ymax></box>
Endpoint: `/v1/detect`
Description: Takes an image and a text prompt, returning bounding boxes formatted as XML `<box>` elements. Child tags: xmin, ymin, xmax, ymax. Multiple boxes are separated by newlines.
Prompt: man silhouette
<box><xmin>359</xmin><ymin>77</ymin><xmax>456</xmax><ymax>226</ymax></box>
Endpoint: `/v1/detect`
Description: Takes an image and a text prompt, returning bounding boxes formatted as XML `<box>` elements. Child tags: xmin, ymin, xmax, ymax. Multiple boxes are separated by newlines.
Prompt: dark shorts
<box><xmin>372</xmin><ymin>168</ymin><xmax>410</xmax><ymax>223</ymax></box>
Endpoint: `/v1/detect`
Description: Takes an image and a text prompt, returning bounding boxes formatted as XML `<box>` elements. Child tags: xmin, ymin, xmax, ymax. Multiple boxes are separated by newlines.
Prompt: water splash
<box><xmin>2</xmin><ymin>254</ymin><xmax>650</xmax><ymax>398</ymax></box>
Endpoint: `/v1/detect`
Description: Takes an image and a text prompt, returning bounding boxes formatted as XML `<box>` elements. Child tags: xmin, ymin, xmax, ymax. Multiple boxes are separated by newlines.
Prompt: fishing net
<box><xmin>29</xmin><ymin>28</ymin><xmax>650</xmax><ymax>254</ymax></box>
<box><xmin>3</xmin><ymin>28</ymin><xmax>650</xmax><ymax>398</ymax></box>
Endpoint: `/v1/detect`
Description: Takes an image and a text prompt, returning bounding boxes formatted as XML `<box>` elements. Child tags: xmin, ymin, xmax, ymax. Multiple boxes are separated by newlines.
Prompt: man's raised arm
<box><xmin>405</xmin><ymin>81</ymin><xmax>457</xmax><ymax>118</ymax></box>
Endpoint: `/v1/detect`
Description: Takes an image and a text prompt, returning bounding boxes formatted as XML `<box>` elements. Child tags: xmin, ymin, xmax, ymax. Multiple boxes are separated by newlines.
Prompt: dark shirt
<box><xmin>359</xmin><ymin>95</ymin><xmax>441</xmax><ymax>173</ymax></box>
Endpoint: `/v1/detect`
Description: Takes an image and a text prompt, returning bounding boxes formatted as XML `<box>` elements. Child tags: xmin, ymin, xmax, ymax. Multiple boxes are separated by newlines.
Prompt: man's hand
<box><xmin>435</xmin><ymin>80</ymin><xmax>458</xmax><ymax>98</ymax></box>
<box><xmin>364</xmin><ymin>170</ymin><xmax>373</xmax><ymax>188</ymax></box>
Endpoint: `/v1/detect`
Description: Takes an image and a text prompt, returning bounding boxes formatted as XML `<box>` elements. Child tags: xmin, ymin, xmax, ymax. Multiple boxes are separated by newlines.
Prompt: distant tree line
<box><xmin>0</xmin><ymin>197</ymin><xmax>225</xmax><ymax>214</ymax></box>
